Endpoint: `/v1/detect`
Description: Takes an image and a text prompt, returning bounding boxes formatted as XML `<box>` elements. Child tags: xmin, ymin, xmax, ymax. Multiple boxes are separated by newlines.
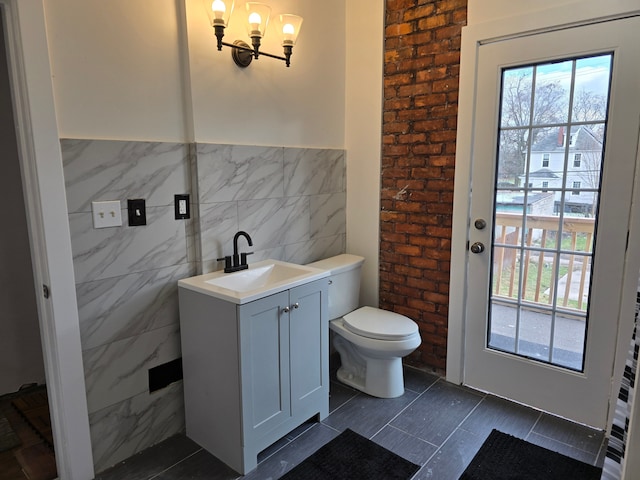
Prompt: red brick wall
<box><xmin>380</xmin><ymin>0</ymin><xmax>467</xmax><ymax>374</ymax></box>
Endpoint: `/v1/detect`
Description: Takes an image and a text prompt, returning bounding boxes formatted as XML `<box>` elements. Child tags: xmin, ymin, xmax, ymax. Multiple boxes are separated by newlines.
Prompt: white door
<box><xmin>464</xmin><ymin>17</ymin><xmax>640</xmax><ymax>428</ymax></box>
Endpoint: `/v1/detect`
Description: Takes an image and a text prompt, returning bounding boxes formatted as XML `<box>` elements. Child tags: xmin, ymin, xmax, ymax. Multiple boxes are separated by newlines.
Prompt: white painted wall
<box><xmin>44</xmin><ymin>0</ymin><xmax>187</xmax><ymax>142</ymax></box>
<box><xmin>345</xmin><ymin>0</ymin><xmax>383</xmax><ymax>307</ymax></box>
<box><xmin>468</xmin><ymin>0</ymin><xmax>581</xmax><ymax>25</ymax></box>
<box><xmin>468</xmin><ymin>0</ymin><xmax>639</xmax><ymax>26</ymax></box>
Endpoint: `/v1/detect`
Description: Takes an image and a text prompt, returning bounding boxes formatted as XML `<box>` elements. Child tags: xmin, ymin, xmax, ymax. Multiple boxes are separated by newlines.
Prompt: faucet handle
<box><xmin>216</xmin><ymin>256</ymin><xmax>232</xmax><ymax>270</ymax></box>
<box><xmin>240</xmin><ymin>252</ymin><xmax>254</xmax><ymax>265</ymax></box>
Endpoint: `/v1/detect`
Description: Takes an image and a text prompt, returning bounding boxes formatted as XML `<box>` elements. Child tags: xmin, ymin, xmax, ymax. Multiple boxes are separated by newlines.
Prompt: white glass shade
<box><xmin>245</xmin><ymin>2</ymin><xmax>271</xmax><ymax>38</ymax></box>
<box><xmin>202</xmin><ymin>0</ymin><xmax>234</xmax><ymax>27</ymax></box>
<box><xmin>277</xmin><ymin>14</ymin><xmax>303</xmax><ymax>46</ymax></box>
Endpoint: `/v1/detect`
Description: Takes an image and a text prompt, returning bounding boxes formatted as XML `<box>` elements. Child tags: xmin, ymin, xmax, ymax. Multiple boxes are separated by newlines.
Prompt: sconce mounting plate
<box><xmin>231</xmin><ymin>40</ymin><xmax>253</xmax><ymax>68</ymax></box>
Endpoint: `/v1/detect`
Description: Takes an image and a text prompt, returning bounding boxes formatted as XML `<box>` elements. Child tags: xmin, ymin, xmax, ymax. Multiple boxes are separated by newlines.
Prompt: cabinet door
<box><xmin>238</xmin><ymin>291</ymin><xmax>290</xmax><ymax>440</ymax></box>
<box><xmin>289</xmin><ymin>280</ymin><xmax>328</xmax><ymax>416</ymax></box>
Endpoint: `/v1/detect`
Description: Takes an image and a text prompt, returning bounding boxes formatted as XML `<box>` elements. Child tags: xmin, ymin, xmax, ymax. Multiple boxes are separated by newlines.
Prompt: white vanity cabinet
<box><xmin>179</xmin><ymin>278</ymin><xmax>329</xmax><ymax>474</ymax></box>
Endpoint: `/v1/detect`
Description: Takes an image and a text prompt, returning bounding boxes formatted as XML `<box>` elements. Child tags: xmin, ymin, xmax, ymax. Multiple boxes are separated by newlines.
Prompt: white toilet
<box><xmin>307</xmin><ymin>254</ymin><xmax>421</xmax><ymax>398</ymax></box>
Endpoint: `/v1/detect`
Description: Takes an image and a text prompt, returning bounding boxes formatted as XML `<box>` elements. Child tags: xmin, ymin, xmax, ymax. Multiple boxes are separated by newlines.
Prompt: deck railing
<box><xmin>493</xmin><ymin>212</ymin><xmax>595</xmax><ymax>312</ymax></box>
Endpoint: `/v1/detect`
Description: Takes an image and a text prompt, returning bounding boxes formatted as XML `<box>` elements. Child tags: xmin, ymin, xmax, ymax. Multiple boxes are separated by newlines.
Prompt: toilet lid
<box><xmin>343</xmin><ymin>306</ymin><xmax>418</xmax><ymax>341</ymax></box>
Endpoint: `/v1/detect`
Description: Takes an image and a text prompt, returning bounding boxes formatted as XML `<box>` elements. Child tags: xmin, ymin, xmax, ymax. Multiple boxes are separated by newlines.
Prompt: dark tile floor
<box><xmin>95</xmin><ymin>366</ymin><xmax>607</xmax><ymax>480</ymax></box>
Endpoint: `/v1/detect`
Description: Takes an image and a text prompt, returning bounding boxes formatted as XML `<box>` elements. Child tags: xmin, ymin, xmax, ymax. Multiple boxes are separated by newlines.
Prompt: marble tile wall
<box><xmin>61</xmin><ymin>139</ymin><xmax>346</xmax><ymax>473</ymax></box>
<box><xmin>62</xmin><ymin>139</ymin><xmax>194</xmax><ymax>472</ymax></box>
<box><xmin>195</xmin><ymin>144</ymin><xmax>346</xmax><ymax>272</ymax></box>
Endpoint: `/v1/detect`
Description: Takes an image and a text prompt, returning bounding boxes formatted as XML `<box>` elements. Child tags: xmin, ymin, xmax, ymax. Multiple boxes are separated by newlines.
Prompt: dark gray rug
<box><xmin>0</xmin><ymin>413</ymin><xmax>20</xmax><ymax>452</ymax></box>
<box><xmin>280</xmin><ymin>428</ymin><xmax>420</xmax><ymax>480</ymax></box>
<box><xmin>459</xmin><ymin>429</ymin><xmax>602</xmax><ymax>480</ymax></box>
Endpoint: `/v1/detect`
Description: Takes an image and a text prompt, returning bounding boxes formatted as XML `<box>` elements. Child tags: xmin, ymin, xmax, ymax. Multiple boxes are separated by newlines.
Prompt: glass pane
<box><xmin>533</xmin><ymin>60</ymin><xmax>573</xmax><ymax>126</ymax></box>
<box><xmin>529</xmin><ymin>126</ymin><xmax>563</xmax><ymax>183</ymax></box>
<box><xmin>564</xmin><ymin>124</ymin><xmax>604</xmax><ymax>200</ymax></box>
<box><xmin>518</xmin><ymin>306</ymin><xmax>552</xmax><ymax>361</ymax></box>
<box><xmin>497</xmin><ymin>129</ymin><xmax>529</xmax><ymax>186</ymax></box>
<box><xmin>501</xmin><ymin>67</ymin><xmax>534</xmax><ymax>128</ymax></box>
<box><xmin>552</xmin><ymin>310</ymin><xmax>586</xmax><ymax>370</ymax></box>
<box><xmin>522</xmin><ymin>218</ymin><xmax>560</xmax><ymax>304</ymax></box>
<box><xmin>572</xmin><ymin>55</ymin><xmax>612</xmax><ymax>123</ymax></box>
<box><xmin>491</xmin><ymin>245</ymin><xmax>521</xmax><ymax>299</ymax></box>
<box><xmin>488</xmin><ymin>301</ymin><xmax>517</xmax><ymax>352</ymax></box>
<box><xmin>489</xmin><ymin>53</ymin><xmax>611</xmax><ymax>372</ymax></box>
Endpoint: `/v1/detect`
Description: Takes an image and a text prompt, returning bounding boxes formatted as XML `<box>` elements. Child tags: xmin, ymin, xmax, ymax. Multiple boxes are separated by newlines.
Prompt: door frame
<box><xmin>2</xmin><ymin>1</ymin><xmax>94</xmax><ymax>478</ymax></box>
<box><xmin>448</xmin><ymin>0</ymin><xmax>640</xmax><ymax>432</ymax></box>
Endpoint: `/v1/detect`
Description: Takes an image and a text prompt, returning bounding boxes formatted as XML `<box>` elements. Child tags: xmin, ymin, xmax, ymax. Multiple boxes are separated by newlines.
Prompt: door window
<box><xmin>489</xmin><ymin>54</ymin><xmax>611</xmax><ymax>371</ymax></box>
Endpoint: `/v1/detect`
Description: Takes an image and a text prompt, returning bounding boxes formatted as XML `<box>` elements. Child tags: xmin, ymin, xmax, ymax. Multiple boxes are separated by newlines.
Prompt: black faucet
<box><xmin>217</xmin><ymin>231</ymin><xmax>254</xmax><ymax>273</ymax></box>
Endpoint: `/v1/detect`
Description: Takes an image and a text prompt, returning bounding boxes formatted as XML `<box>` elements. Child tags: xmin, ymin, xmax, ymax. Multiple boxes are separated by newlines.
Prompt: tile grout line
<box><xmin>527</xmin><ymin>429</ymin><xmax>605</xmax><ymax>462</ymax></box>
<box><xmin>594</xmin><ymin>434</ymin><xmax>609</xmax><ymax>467</ymax></box>
<box><xmin>368</xmin><ymin>376</ymin><xmax>441</xmax><ymax>440</ymax></box>
<box><xmin>525</xmin><ymin>413</ymin><xmax>605</xmax><ymax>465</ymax></box>
<box><xmin>525</xmin><ymin>412</ymin><xmax>544</xmax><ymax>442</ymax></box>
<box><xmin>369</xmin><ymin>378</ymin><xmax>489</xmax><ymax>478</ymax></box>
<box><xmin>147</xmin><ymin>447</ymin><xmax>204</xmax><ymax>480</ymax></box>
<box><xmin>411</xmin><ymin>386</ymin><xmax>489</xmax><ymax>476</ymax></box>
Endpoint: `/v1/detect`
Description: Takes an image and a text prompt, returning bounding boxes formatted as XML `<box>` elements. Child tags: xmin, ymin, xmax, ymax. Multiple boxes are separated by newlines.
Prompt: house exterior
<box><xmin>521</xmin><ymin>125</ymin><xmax>603</xmax><ymax>216</ymax></box>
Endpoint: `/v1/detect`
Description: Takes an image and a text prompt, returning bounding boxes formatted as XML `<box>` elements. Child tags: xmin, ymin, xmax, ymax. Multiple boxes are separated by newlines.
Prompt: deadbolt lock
<box><xmin>474</xmin><ymin>219</ymin><xmax>487</xmax><ymax>230</ymax></box>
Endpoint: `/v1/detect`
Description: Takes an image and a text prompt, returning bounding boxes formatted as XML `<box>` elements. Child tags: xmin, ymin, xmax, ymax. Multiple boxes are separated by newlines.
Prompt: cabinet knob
<box><xmin>292</xmin><ymin>303</ymin><xmax>299</xmax><ymax>309</ymax></box>
<box><xmin>282</xmin><ymin>306</ymin><xmax>290</xmax><ymax>314</ymax></box>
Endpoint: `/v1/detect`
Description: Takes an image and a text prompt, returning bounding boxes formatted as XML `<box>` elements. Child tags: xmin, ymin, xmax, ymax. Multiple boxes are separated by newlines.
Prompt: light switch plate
<box><xmin>92</xmin><ymin>200</ymin><xmax>122</xmax><ymax>228</ymax></box>
<box><xmin>127</xmin><ymin>198</ymin><xmax>147</xmax><ymax>226</ymax></box>
<box><xmin>174</xmin><ymin>194</ymin><xmax>190</xmax><ymax>219</ymax></box>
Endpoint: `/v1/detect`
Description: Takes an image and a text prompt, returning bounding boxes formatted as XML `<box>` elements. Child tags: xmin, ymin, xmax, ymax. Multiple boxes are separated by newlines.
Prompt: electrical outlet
<box><xmin>174</xmin><ymin>194</ymin><xmax>190</xmax><ymax>220</ymax></box>
<box><xmin>92</xmin><ymin>200</ymin><xmax>122</xmax><ymax>228</ymax></box>
<box><xmin>128</xmin><ymin>199</ymin><xmax>147</xmax><ymax>226</ymax></box>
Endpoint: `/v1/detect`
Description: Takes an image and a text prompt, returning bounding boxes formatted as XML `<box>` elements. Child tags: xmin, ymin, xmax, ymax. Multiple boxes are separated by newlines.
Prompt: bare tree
<box><xmin>572</xmin><ymin>88</ymin><xmax>608</xmax><ymax>123</ymax></box>
<box><xmin>498</xmin><ymin>70</ymin><xmax>566</xmax><ymax>184</ymax></box>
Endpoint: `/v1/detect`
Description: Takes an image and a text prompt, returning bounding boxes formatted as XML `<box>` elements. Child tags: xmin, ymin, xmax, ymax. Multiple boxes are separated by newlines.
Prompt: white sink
<box><xmin>178</xmin><ymin>259</ymin><xmax>329</xmax><ymax>304</ymax></box>
<box><xmin>204</xmin><ymin>263</ymin><xmax>315</xmax><ymax>292</ymax></box>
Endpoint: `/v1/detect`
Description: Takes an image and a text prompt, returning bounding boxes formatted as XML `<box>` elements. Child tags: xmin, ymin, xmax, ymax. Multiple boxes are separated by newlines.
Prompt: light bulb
<box><xmin>278</xmin><ymin>14</ymin><xmax>302</xmax><ymax>46</ymax></box>
<box><xmin>212</xmin><ymin>0</ymin><xmax>225</xmax><ymax>18</ymax></box>
<box><xmin>245</xmin><ymin>3</ymin><xmax>270</xmax><ymax>38</ymax></box>
<box><xmin>249</xmin><ymin>12</ymin><xmax>262</xmax><ymax>27</ymax></box>
<box><xmin>282</xmin><ymin>23</ymin><xmax>295</xmax><ymax>43</ymax></box>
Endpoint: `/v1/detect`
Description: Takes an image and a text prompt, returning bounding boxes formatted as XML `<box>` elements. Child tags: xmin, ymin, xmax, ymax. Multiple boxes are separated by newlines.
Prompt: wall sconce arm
<box><xmin>221</xmin><ymin>40</ymin><xmax>292</xmax><ymax>68</ymax></box>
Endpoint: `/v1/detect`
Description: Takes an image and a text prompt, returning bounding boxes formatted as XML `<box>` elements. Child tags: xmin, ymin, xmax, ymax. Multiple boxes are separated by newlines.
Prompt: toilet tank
<box><xmin>307</xmin><ymin>254</ymin><xmax>365</xmax><ymax>320</ymax></box>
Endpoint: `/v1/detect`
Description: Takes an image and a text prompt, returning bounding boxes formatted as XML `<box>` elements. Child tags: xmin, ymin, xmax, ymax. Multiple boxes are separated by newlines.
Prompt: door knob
<box><xmin>282</xmin><ymin>306</ymin><xmax>290</xmax><ymax>314</ymax></box>
<box><xmin>470</xmin><ymin>242</ymin><xmax>485</xmax><ymax>254</ymax></box>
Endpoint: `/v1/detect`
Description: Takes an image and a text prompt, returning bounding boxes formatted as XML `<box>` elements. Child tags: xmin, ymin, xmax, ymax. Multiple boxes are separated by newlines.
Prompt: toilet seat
<box><xmin>342</xmin><ymin>306</ymin><xmax>418</xmax><ymax>341</ymax></box>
